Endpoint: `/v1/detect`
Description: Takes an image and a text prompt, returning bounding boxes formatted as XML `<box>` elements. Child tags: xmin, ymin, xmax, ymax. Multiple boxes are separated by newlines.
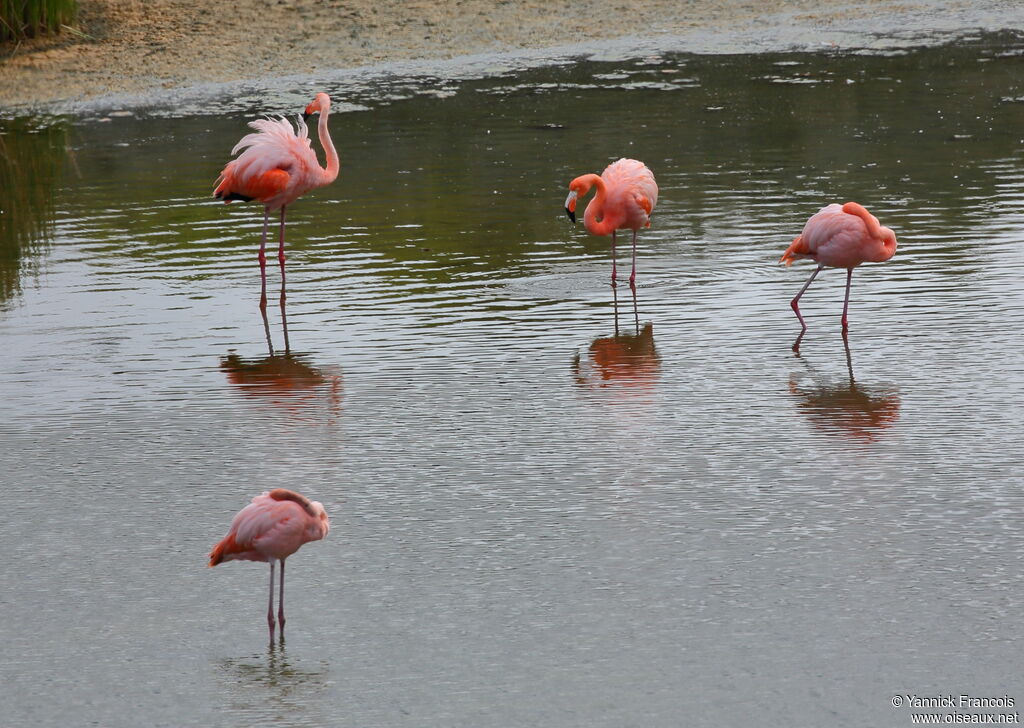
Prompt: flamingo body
<box><xmin>209</xmin><ymin>488</ymin><xmax>329</xmax><ymax>565</ymax></box>
<box><xmin>780</xmin><ymin>202</ymin><xmax>897</xmax><ymax>340</ymax></box>
<box><xmin>214</xmin><ymin>116</ymin><xmax>330</xmax><ymax>211</ymax></box>
<box><xmin>565</xmin><ymin>158</ymin><xmax>658</xmax><ymax>284</ymax></box>
<box><xmin>209</xmin><ymin>488</ymin><xmax>329</xmax><ymax>641</ymax></box>
<box><xmin>781</xmin><ymin>202</ymin><xmax>897</xmax><ymax>269</ymax></box>
<box><xmin>213</xmin><ymin>92</ymin><xmax>340</xmax><ymax>307</ymax></box>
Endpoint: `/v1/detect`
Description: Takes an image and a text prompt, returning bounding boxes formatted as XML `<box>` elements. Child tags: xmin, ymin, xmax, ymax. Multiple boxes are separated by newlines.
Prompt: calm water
<box><xmin>3</xmin><ymin>35</ymin><xmax>1024</xmax><ymax>728</ymax></box>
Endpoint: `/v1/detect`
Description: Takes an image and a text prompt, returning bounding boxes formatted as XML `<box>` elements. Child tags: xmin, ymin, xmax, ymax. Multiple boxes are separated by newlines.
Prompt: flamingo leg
<box><xmin>841</xmin><ymin>267</ymin><xmax>853</xmax><ymax>331</ymax></box>
<box><xmin>790</xmin><ymin>265</ymin><xmax>823</xmax><ymax>333</ymax></box>
<box><xmin>280</xmin><ymin>295</ymin><xmax>291</xmax><ymax>355</ymax></box>
<box><xmin>278</xmin><ymin>206</ymin><xmax>287</xmax><ymax>304</ymax></box>
<box><xmin>610</xmin><ymin>230</ymin><xmax>618</xmax><ymax>286</ymax></box>
<box><xmin>277</xmin><ymin>558</ymin><xmax>286</xmax><ymax>638</ymax></box>
<box><xmin>267</xmin><ymin>561</ymin><xmax>276</xmax><ymax>643</ymax></box>
<box><xmin>629</xmin><ymin>230</ymin><xmax>638</xmax><ymax>285</ymax></box>
<box><xmin>258</xmin><ymin>207</ymin><xmax>270</xmax><ymax>309</ymax></box>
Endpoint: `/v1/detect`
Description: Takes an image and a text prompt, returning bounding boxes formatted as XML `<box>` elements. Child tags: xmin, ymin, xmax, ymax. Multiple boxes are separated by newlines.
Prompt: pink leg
<box><xmin>841</xmin><ymin>267</ymin><xmax>853</xmax><ymax>331</ymax></box>
<box><xmin>258</xmin><ymin>207</ymin><xmax>269</xmax><ymax>309</ymax></box>
<box><xmin>790</xmin><ymin>265</ymin><xmax>823</xmax><ymax>333</ymax></box>
<box><xmin>629</xmin><ymin>230</ymin><xmax>637</xmax><ymax>285</ymax></box>
<box><xmin>267</xmin><ymin>561</ymin><xmax>276</xmax><ymax>643</ymax></box>
<box><xmin>610</xmin><ymin>230</ymin><xmax>618</xmax><ymax>286</ymax></box>
<box><xmin>277</xmin><ymin>558</ymin><xmax>286</xmax><ymax>638</ymax></box>
<box><xmin>277</xmin><ymin>206</ymin><xmax>287</xmax><ymax>304</ymax></box>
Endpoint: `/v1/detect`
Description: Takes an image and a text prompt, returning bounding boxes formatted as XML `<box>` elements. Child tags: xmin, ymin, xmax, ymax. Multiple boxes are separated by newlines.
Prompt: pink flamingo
<box><xmin>209</xmin><ymin>488</ymin><xmax>330</xmax><ymax>642</ymax></box>
<box><xmin>565</xmin><ymin>158</ymin><xmax>658</xmax><ymax>285</ymax></box>
<box><xmin>780</xmin><ymin>202</ymin><xmax>897</xmax><ymax>336</ymax></box>
<box><xmin>214</xmin><ymin>92</ymin><xmax>339</xmax><ymax>307</ymax></box>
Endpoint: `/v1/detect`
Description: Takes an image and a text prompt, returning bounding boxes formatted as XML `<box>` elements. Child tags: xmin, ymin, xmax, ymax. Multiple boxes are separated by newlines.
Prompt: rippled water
<box><xmin>3</xmin><ymin>35</ymin><xmax>1024</xmax><ymax>727</ymax></box>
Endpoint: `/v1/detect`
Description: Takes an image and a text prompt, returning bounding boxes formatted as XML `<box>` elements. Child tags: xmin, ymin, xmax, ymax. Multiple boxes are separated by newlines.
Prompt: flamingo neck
<box><xmin>843</xmin><ymin>202</ymin><xmax>897</xmax><ymax>262</ymax></box>
<box><xmin>317</xmin><ymin>104</ymin><xmax>339</xmax><ymax>186</ymax></box>
<box><xmin>582</xmin><ymin>174</ymin><xmax>618</xmax><ymax>236</ymax></box>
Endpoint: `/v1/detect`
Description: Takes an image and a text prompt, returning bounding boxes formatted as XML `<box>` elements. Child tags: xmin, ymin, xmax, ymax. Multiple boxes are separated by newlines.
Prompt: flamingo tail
<box><xmin>209</xmin><ymin>533</ymin><xmax>241</xmax><ymax>567</ymax></box>
<box><xmin>780</xmin><ymin>234</ymin><xmax>811</xmax><ymax>266</ymax></box>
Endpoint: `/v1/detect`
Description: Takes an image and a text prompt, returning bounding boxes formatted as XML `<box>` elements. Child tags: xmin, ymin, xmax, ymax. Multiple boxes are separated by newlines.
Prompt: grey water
<box><xmin>3</xmin><ymin>34</ymin><xmax>1024</xmax><ymax>728</ymax></box>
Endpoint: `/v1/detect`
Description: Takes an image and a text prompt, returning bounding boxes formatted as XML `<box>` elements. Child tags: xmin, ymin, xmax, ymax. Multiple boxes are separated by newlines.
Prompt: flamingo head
<box><xmin>564</xmin><ymin>176</ymin><xmax>593</xmax><ymax>224</ymax></box>
<box><xmin>308</xmin><ymin>499</ymin><xmax>330</xmax><ymax>539</ymax></box>
<box><xmin>302</xmin><ymin>92</ymin><xmax>331</xmax><ymax>121</ymax></box>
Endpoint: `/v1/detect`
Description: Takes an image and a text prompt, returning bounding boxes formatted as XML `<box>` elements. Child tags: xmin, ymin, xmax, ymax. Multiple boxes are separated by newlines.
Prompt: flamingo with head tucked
<box><xmin>565</xmin><ymin>158</ymin><xmax>658</xmax><ymax>286</ymax></box>
<box><xmin>214</xmin><ymin>92</ymin><xmax>339</xmax><ymax>307</ymax></box>
<box><xmin>209</xmin><ymin>488</ymin><xmax>330</xmax><ymax>643</ymax></box>
<box><xmin>780</xmin><ymin>202</ymin><xmax>897</xmax><ymax>339</ymax></box>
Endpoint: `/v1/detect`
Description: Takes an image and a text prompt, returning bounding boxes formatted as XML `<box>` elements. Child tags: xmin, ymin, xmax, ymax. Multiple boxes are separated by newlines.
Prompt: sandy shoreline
<box><xmin>1</xmin><ymin>0</ymin><xmax>1022</xmax><ymax>115</ymax></box>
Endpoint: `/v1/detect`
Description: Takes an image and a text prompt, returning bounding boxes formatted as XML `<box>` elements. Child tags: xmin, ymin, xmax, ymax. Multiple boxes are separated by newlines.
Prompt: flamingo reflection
<box><xmin>221</xmin><ymin>302</ymin><xmax>341</xmax><ymax>421</ymax></box>
<box><xmin>216</xmin><ymin>643</ymin><xmax>330</xmax><ymax>721</ymax></box>
<box><xmin>789</xmin><ymin>335</ymin><xmax>900</xmax><ymax>442</ymax></box>
<box><xmin>574</xmin><ymin>284</ymin><xmax>660</xmax><ymax>389</ymax></box>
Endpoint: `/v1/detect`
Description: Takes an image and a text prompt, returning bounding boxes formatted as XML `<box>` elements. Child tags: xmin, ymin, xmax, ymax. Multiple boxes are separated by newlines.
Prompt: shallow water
<box><xmin>3</xmin><ymin>35</ymin><xmax>1024</xmax><ymax>728</ymax></box>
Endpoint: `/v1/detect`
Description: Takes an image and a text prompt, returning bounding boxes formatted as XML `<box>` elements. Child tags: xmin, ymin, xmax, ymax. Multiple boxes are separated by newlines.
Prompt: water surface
<box><xmin>3</xmin><ymin>35</ymin><xmax>1024</xmax><ymax>728</ymax></box>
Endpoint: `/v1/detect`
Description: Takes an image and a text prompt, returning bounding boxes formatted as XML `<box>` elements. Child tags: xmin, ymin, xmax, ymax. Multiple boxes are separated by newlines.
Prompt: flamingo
<box><xmin>780</xmin><ymin>202</ymin><xmax>897</xmax><ymax>340</ymax></box>
<box><xmin>564</xmin><ymin>158</ymin><xmax>658</xmax><ymax>286</ymax></box>
<box><xmin>213</xmin><ymin>92</ymin><xmax>339</xmax><ymax>307</ymax></box>
<box><xmin>209</xmin><ymin>488</ymin><xmax>330</xmax><ymax>642</ymax></box>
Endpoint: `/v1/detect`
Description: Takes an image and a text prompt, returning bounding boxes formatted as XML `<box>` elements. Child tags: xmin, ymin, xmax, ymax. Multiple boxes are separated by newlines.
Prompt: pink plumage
<box><xmin>565</xmin><ymin>158</ymin><xmax>659</xmax><ymax>285</ymax></box>
<box><xmin>213</xmin><ymin>92</ymin><xmax>340</xmax><ymax>307</ymax></box>
<box><xmin>214</xmin><ymin>117</ymin><xmax>324</xmax><ymax>211</ymax></box>
<box><xmin>781</xmin><ymin>202</ymin><xmax>897</xmax><ymax>269</ymax></box>
<box><xmin>209</xmin><ymin>488</ymin><xmax>329</xmax><ymax>642</ymax></box>
<box><xmin>780</xmin><ymin>201</ymin><xmax>898</xmax><ymax>341</ymax></box>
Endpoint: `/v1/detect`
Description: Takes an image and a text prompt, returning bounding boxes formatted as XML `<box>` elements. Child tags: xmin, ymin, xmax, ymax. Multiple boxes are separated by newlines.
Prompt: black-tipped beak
<box><xmin>302</xmin><ymin>112</ymin><xmax>312</xmax><ymax>121</ymax></box>
<box><xmin>565</xmin><ymin>207</ymin><xmax>576</xmax><ymax>224</ymax></box>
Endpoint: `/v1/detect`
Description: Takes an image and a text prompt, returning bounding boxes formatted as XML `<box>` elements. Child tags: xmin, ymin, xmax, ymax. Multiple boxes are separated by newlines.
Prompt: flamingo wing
<box><xmin>601</xmin><ymin>158</ymin><xmax>659</xmax><ymax>229</ymax></box>
<box><xmin>781</xmin><ymin>204</ymin><xmax>867</xmax><ymax>265</ymax></box>
<box><xmin>214</xmin><ymin>117</ymin><xmax>322</xmax><ymax>208</ymax></box>
<box><xmin>209</xmin><ymin>493</ymin><xmax>309</xmax><ymax>565</ymax></box>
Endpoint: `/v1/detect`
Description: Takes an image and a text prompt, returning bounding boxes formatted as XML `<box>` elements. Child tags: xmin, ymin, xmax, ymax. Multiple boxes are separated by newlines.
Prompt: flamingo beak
<box><xmin>564</xmin><ymin>190</ymin><xmax>578</xmax><ymax>224</ymax></box>
<box><xmin>302</xmin><ymin>112</ymin><xmax>312</xmax><ymax>121</ymax></box>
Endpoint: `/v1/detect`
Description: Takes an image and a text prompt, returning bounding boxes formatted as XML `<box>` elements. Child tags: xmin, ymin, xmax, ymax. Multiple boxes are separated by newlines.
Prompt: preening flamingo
<box><xmin>780</xmin><ymin>202</ymin><xmax>897</xmax><ymax>338</ymax></box>
<box><xmin>214</xmin><ymin>92</ymin><xmax>339</xmax><ymax>307</ymax></box>
<box><xmin>209</xmin><ymin>488</ymin><xmax>330</xmax><ymax>642</ymax></box>
<box><xmin>565</xmin><ymin>158</ymin><xmax>658</xmax><ymax>285</ymax></box>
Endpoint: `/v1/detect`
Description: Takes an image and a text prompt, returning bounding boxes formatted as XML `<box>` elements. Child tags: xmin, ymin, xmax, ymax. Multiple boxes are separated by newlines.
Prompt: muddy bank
<box><xmin>1</xmin><ymin>0</ymin><xmax>1022</xmax><ymax>115</ymax></box>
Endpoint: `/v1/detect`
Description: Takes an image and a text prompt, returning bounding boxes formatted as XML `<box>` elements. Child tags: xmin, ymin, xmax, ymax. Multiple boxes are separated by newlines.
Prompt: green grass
<box><xmin>1</xmin><ymin>0</ymin><xmax>77</xmax><ymax>43</ymax></box>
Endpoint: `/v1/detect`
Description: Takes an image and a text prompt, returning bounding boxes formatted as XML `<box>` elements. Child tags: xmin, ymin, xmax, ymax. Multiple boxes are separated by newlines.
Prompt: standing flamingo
<box><xmin>209</xmin><ymin>488</ymin><xmax>330</xmax><ymax>642</ymax></box>
<box><xmin>564</xmin><ymin>158</ymin><xmax>658</xmax><ymax>286</ymax></box>
<box><xmin>214</xmin><ymin>92</ymin><xmax>339</xmax><ymax>307</ymax></box>
<box><xmin>780</xmin><ymin>202</ymin><xmax>897</xmax><ymax>340</ymax></box>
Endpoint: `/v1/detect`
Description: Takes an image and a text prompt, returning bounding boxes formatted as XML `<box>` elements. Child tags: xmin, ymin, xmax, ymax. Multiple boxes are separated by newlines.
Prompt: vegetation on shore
<box><xmin>1</xmin><ymin>0</ymin><xmax>77</xmax><ymax>43</ymax></box>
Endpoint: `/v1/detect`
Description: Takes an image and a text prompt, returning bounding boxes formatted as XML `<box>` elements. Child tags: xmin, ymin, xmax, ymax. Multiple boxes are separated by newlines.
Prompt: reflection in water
<box><xmin>574</xmin><ymin>285</ymin><xmax>660</xmax><ymax>389</ymax></box>
<box><xmin>789</xmin><ymin>336</ymin><xmax>900</xmax><ymax>443</ymax></box>
<box><xmin>217</xmin><ymin>644</ymin><xmax>330</xmax><ymax>727</ymax></box>
<box><xmin>220</xmin><ymin>303</ymin><xmax>342</xmax><ymax>422</ymax></box>
<box><xmin>0</xmin><ymin>120</ymin><xmax>68</xmax><ymax>307</ymax></box>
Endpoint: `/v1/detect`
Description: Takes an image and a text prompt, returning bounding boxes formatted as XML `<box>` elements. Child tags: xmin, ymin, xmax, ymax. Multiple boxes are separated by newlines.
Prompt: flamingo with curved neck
<box><xmin>780</xmin><ymin>201</ymin><xmax>898</xmax><ymax>346</ymax></box>
<box><xmin>214</xmin><ymin>92</ymin><xmax>340</xmax><ymax>307</ymax></box>
<box><xmin>564</xmin><ymin>158</ymin><xmax>658</xmax><ymax>286</ymax></box>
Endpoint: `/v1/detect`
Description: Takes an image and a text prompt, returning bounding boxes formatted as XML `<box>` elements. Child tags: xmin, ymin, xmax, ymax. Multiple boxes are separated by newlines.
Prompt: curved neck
<box><xmin>843</xmin><ymin>202</ymin><xmax>896</xmax><ymax>261</ymax></box>
<box><xmin>317</xmin><ymin>104</ymin><xmax>339</xmax><ymax>185</ymax></box>
<box><xmin>842</xmin><ymin>202</ymin><xmax>879</xmax><ymax>237</ymax></box>
<box><xmin>581</xmin><ymin>174</ymin><xmax>618</xmax><ymax>236</ymax></box>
